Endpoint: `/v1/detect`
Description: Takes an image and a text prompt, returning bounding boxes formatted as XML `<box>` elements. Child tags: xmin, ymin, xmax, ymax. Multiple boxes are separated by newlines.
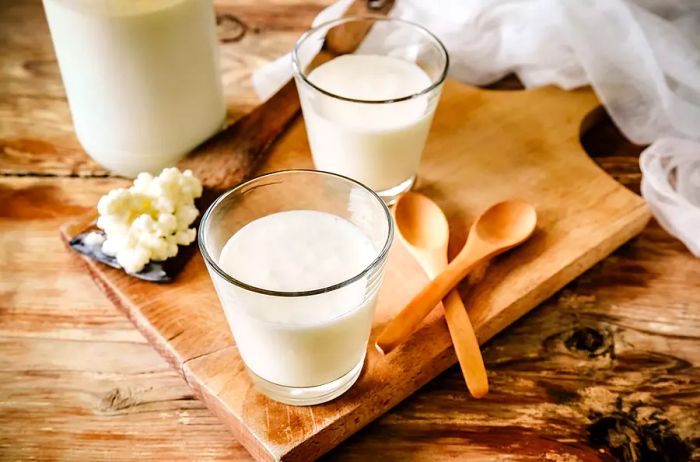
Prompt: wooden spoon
<box><xmin>377</xmin><ymin>199</ymin><xmax>537</xmax><ymax>354</ymax></box>
<box><xmin>392</xmin><ymin>192</ymin><xmax>489</xmax><ymax>398</ymax></box>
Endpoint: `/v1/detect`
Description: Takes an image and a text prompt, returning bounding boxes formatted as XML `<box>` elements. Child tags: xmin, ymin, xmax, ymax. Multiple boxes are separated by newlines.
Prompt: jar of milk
<box><xmin>43</xmin><ymin>0</ymin><xmax>226</xmax><ymax>177</ymax></box>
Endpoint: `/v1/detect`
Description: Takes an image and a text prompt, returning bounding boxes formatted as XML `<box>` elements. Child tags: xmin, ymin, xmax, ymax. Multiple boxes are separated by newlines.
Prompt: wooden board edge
<box><xmin>478</xmin><ymin>200</ymin><xmax>651</xmax><ymax>346</ymax></box>
<box><xmin>185</xmin><ymin>363</ymin><xmax>279</xmax><ymax>462</ymax></box>
<box><xmin>181</xmin><ymin>362</ymin><xmax>279</xmax><ymax>462</ymax></box>
<box><xmin>180</xmin><ymin>320</ymin><xmax>458</xmax><ymax>462</ymax></box>
<box><xmin>58</xmin><ymin>220</ymin><xmax>191</xmax><ymax>375</ymax></box>
<box><xmin>282</xmin><ymin>342</ymin><xmax>457</xmax><ymax>461</ymax></box>
<box><xmin>59</xmin><ymin>218</ymin><xmax>275</xmax><ymax>459</ymax></box>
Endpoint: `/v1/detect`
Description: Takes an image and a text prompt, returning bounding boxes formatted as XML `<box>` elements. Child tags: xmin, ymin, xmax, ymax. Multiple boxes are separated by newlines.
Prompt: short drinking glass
<box><xmin>199</xmin><ymin>170</ymin><xmax>393</xmax><ymax>405</ymax></box>
<box><xmin>292</xmin><ymin>16</ymin><xmax>449</xmax><ymax>204</ymax></box>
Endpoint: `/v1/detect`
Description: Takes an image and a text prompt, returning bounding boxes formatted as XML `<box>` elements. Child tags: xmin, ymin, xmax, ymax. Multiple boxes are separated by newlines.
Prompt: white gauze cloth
<box><xmin>252</xmin><ymin>0</ymin><xmax>700</xmax><ymax>256</ymax></box>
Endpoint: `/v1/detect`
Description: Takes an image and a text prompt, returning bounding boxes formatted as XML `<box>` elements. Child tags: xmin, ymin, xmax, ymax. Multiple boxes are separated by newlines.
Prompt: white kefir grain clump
<box><xmin>95</xmin><ymin>167</ymin><xmax>202</xmax><ymax>273</ymax></box>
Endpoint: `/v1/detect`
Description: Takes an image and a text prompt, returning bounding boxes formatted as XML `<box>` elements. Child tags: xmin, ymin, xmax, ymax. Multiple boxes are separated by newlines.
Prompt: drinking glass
<box><xmin>199</xmin><ymin>170</ymin><xmax>393</xmax><ymax>405</ymax></box>
<box><xmin>292</xmin><ymin>16</ymin><xmax>449</xmax><ymax>204</ymax></box>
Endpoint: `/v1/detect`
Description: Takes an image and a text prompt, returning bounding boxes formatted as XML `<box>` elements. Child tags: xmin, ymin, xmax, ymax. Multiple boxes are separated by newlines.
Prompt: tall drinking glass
<box><xmin>293</xmin><ymin>17</ymin><xmax>449</xmax><ymax>204</ymax></box>
<box><xmin>199</xmin><ymin>170</ymin><xmax>393</xmax><ymax>405</ymax></box>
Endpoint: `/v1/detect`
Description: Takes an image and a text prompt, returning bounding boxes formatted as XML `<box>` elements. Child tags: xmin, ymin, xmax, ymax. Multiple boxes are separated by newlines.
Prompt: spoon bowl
<box><xmin>469</xmin><ymin>199</ymin><xmax>537</xmax><ymax>252</ymax></box>
<box><xmin>394</xmin><ymin>192</ymin><xmax>449</xmax><ymax>252</ymax></box>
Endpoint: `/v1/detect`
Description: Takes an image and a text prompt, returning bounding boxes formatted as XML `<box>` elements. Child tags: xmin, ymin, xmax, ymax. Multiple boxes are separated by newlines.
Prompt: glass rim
<box><xmin>291</xmin><ymin>15</ymin><xmax>449</xmax><ymax>105</ymax></box>
<box><xmin>198</xmin><ymin>169</ymin><xmax>394</xmax><ymax>298</ymax></box>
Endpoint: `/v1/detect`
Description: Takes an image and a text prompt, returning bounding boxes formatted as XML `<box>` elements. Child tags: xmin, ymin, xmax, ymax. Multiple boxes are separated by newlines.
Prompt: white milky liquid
<box><xmin>300</xmin><ymin>54</ymin><xmax>436</xmax><ymax>192</ymax></box>
<box><xmin>214</xmin><ymin>210</ymin><xmax>379</xmax><ymax>387</ymax></box>
<box><xmin>43</xmin><ymin>0</ymin><xmax>226</xmax><ymax>177</ymax></box>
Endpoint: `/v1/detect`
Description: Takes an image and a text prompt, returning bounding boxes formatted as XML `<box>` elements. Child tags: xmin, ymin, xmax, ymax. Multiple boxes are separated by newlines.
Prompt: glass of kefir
<box><xmin>43</xmin><ymin>0</ymin><xmax>226</xmax><ymax>177</ymax></box>
<box><xmin>199</xmin><ymin>170</ymin><xmax>393</xmax><ymax>405</ymax></box>
<box><xmin>292</xmin><ymin>17</ymin><xmax>448</xmax><ymax>204</ymax></box>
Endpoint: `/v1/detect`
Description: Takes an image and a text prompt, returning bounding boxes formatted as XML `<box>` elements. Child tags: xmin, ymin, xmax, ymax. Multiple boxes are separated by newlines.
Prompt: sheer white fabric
<box><xmin>253</xmin><ymin>0</ymin><xmax>700</xmax><ymax>255</ymax></box>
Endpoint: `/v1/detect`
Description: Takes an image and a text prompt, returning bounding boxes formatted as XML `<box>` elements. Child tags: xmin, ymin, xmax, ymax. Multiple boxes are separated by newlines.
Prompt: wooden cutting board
<box><xmin>61</xmin><ymin>80</ymin><xmax>650</xmax><ymax>462</ymax></box>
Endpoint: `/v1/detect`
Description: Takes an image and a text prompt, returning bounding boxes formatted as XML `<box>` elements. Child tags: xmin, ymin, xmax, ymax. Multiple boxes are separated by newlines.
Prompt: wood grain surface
<box><xmin>61</xmin><ymin>78</ymin><xmax>652</xmax><ymax>461</ymax></box>
<box><xmin>1</xmin><ymin>0</ymin><xmax>699</xmax><ymax>461</ymax></box>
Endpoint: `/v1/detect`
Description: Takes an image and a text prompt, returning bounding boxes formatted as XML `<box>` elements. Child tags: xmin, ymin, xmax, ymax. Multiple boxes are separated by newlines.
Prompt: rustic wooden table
<box><xmin>1</xmin><ymin>0</ymin><xmax>699</xmax><ymax>461</ymax></box>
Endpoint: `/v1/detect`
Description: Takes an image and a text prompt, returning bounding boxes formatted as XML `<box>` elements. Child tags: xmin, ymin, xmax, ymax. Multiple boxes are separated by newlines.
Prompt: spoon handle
<box><xmin>443</xmin><ymin>290</ymin><xmax>489</xmax><ymax>398</ymax></box>
<box><xmin>376</xmin><ymin>253</ymin><xmax>483</xmax><ymax>354</ymax></box>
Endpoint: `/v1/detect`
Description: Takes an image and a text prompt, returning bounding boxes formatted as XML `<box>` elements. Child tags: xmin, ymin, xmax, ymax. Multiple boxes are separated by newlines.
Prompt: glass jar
<box><xmin>43</xmin><ymin>0</ymin><xmax>226</xmax><ymax>176</ymax></box>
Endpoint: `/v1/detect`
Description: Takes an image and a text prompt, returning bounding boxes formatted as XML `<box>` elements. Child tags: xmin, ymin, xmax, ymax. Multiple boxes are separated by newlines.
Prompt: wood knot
<box><xmin>217</xmin><ymin>14</ymin><xmax>247</xmax><ymax>43</ymax></box>
<box><xmin>22</xmin><ymin>58</ymin><xmax>60</xmax><ymax>77</ymax></box>
<box><xmin>101</xmin><ymin>388</ymin><xmax>139</xmax><ymax>412</ymax></box>
<box><xmin>587</xmin><ymin>400</ymin><xmax>692</xmax><ymax>462</ymax></box>
<box><xmin>564</xmin><ymin>327</ymin><xmax>614</xmax><ymax>358</ymax></box>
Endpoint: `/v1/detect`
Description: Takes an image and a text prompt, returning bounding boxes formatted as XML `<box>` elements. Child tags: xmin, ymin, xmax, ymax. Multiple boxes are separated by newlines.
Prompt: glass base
<box><xmin>247</xmin><ymin>354</ymin><xmax>365</xmax><ymax>406</ymax></box>
<box><xmin>376</xmin><ymin>175</ymin><xmax>416</xmax><ymax>205</ymax></box>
